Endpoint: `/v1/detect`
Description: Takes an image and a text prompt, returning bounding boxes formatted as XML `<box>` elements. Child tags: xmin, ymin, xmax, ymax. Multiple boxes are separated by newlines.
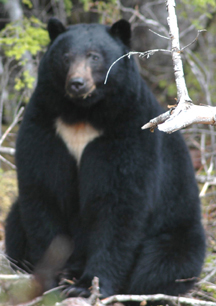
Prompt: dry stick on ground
<box><xmin>2</xmin><ymin>274</ymin><xmax>216</xmax><ymax>306</ymax></box>
<box><xmin>54</xmin><ymin>277</ymin><xmax>216</xmax><ymax>306</ymax></box>
<box><xmin>142</xmin><ymin>0</ymin><xmax>216</xmax><ymax>133</ymax></box>
<box><xmin>101</xmin><ymin>294</ymin><xmax>216</xmax><ymax>306</ymax></box>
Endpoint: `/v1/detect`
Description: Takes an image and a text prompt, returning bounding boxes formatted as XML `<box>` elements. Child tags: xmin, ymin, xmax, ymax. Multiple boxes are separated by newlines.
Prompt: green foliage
<box><xmin>42</xmin><ymin>290</ymin><xmax>62</xmax><ymax>305</ymax></box>
<box><xmin>14</xmin><ymin>70</ymin><xmax>35</xmax><ymax>91</ymax></box>
<box><xmin>200</xmin><ymin>282</ymin><xmax>216</xmax><ymax>299</ymax></box>
<box><xmin>167</xmin><ymin>83</ymin><xmax>177</xmax><ymax>97</ymax></box>
<box><xmin>80</xmin><ymin>0</ymin><xmax>90</xmax><ymax>12</ymax></box>
<box><xmin>0</xmin><ymin>16</ymin><xmax>49</xmax><ymax>94</ymax></box>
<box><xmin>64</xmin><ymin>0</ymin><xmax>73</xmax><ymax>16</ymax></box>
<box><xmin>158</xmin><ymin>79</ymin><xmax>178</xmax><ymax>101</ymax></box>
<box><xmin>182</xmin><ymin>0</ymin><xmax>216</xmax><ymax>11</ymax></box>
<box><xmin>184</xmin><ymin>62</ymin><xmax>203</xmax><ymax>103</ymax></box>
<box><xmin>183</xmin><ymin>0</ymin><xmax>216</xmax><ymax>7</ymax></box>
<box><xmin>22</xmin><ymin>0</ymin><xmax>33</xmax><ymax>9</ymax></box>
<box><xmin>0</xmin><ymin>16</ymin><xmax>49</xmax><ymax>61</ymax></box>
<box><xmin>93</xmin><ymin>0</ymin><xmax>117</xmax><ymax>11</ymax></box>
<box><xmin>80</xmin><ymin>0</ymin><xmax>119</xmax><ymax>22</ymax></box>
<box><xmin>205</xmin><ymin>254</ymin><xmax>216</xmax><ymax>263</ymax></box>
<box><xmin>158</xmin><ymin>79</ymin><xmax>167</xmax><ymax>89</ymax></box>
<box><xmin>178</xmin><ymin>0</ymin><xmax>216</xmax><ymax>28</ymax></box>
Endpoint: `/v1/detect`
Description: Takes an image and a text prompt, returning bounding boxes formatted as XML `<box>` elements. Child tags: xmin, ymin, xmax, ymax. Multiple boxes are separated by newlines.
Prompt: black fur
<box><xmin>5</xmin><ymin>19</ymin><xmax>205</xmax><ymax>299</ymax></box>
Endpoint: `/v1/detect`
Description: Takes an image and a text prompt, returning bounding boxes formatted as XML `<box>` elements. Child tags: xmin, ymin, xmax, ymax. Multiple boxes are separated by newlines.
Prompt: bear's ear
<box><xmin>48</xmin><ymin>17</ymin><xmax>66</xmax><ymax>41</ymax></box>
<box><xmin>110</xmin><ymin>19</ymin><xmax>131</xmax><ymax>46</ymax></box>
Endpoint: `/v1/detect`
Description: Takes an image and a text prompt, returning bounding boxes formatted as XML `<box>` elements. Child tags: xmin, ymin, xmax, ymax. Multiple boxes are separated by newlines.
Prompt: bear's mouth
<box><xmin>80</xmin><ymin>84</ymin><xmax>96</xmax><ymax>99</ymax></box>
<box><xmin>66</xmin><ymin>80</ymin><xmax>96</xmax><ymax>99</ymax></box>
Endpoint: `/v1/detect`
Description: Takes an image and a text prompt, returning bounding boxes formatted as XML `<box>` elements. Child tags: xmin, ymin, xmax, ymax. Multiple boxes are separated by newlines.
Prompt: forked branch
<box><xmin>142</xmin><ymin>0</ymin><xmax>215</xmax><ymax>133</ymax></box>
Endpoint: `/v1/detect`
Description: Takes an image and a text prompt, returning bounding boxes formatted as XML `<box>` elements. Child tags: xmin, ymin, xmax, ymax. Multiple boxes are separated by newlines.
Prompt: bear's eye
<box><xmin>63</xmin><ymin>53</ymin><xmax>70</xmax><ymax>63</ymax></box>
<box><xmin>87</xmin><ymin>52</ymin><xmax>100</xmax><ymax>61</ymax></box>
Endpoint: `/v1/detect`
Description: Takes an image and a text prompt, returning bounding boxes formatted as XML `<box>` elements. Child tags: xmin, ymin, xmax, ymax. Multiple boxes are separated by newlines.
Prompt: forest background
<box><xmin>1</xmin><ymin>0</ymin><xmax>216</xmax><ymax>305</ymax></box>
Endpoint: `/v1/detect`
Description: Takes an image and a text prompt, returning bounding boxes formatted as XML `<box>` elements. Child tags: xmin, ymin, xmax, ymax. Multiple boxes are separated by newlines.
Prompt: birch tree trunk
<box><xmin>142</xmin><ymin>0</ymin><xmax>216</xmax><ymax>133</ymax></box>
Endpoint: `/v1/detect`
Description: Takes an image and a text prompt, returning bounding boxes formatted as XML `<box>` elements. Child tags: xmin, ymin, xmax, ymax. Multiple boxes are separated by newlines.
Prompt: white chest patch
<box><xmin>56</xmin><ymin>118</ymin><xmax>102</xmax><ymax>164</ymax></box>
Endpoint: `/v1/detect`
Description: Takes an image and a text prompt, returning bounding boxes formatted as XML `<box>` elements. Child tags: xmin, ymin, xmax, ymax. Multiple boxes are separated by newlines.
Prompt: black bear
<box><xmin>5</xmin><ymin>18</ymin><xmax>205</xmax><ymax>299</ymax></box>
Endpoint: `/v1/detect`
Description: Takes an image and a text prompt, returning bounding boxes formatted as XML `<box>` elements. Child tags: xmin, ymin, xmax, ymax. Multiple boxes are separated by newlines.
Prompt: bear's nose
<box><xmin>69</xmin><ymin>77</ymin><xmax>85</xmax><ymax>92</ymax></box>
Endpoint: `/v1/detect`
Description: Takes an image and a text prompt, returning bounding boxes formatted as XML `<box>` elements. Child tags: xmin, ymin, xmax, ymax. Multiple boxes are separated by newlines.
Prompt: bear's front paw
<box><xmin>62</xmin><ymin>282</ymin><xmax>90</xmax><ymax>298</ymax></box>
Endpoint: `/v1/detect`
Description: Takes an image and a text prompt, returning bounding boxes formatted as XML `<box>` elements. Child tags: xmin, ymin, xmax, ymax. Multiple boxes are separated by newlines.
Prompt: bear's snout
<box><xmin>66</xmin><ymin>75</ymin><xmax>95</xmax><ymax>99</ymax></box>
<box><xmin>67</xmin><ymin>77</ymin><xmax>85</xmax><ymax>95</ymax></box>
<box><xmin>65</xmin><ymin>61</ymin><xmax>96</xmax><ymax>99</ymax></box>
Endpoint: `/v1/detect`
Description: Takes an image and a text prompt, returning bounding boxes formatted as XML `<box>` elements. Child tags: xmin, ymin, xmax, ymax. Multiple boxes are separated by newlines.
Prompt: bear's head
<box><xmin>40</xmin><ymin>18</ymin><xmax>136</xmax><ymax>107</ymax></box>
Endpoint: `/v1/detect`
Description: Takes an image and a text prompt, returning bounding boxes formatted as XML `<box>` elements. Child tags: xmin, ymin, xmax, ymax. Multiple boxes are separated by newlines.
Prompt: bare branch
<box><xmin>149</xmin><ymin>29</ymin><xmax>170</xmax><ymax>40</ymax></box>
<box><xmin>0</xmin><ymin>155</ymin><xmax>16</xmax><ymax>169</ymax></box>
<box><xmin>142</xmin><ymin>0</ymin><xmax>214</xmax><ymax>133</ymax></box>
<box><xmin>154</xmin><ymin>104</ymin><xmax>216</xmax><ymax>133</ymax></box>
<box><xmin>196</xmin><ymin>175</ymin><xmax>216</xmax><ymax>185</ymax></box>
<box><xmin>0</xmin><ymin>146</ymin><xmax>15</xmax><ymax>155</ymax></box>
<box><xmin>181</xmin><ymin>30</ymin><xmax>207</xmax><ymax>52</ymax></box>
<box><xmin>88</xmin><ymin>277</ymin><xmax>101</xmax><ymax>305</ymax></box>
<box><xmin>179</xmin><ymin>14</ymin><xmax>207</xmax><ymax>38</ymax></box>
<box><xmin>0</xmin><ymin>274</ymin><xmax>31</xmax><ymax>280</ymax></box>
<box><xmin>104</xmin><ymin>50</ymin><xmax>171</xmax><ymax>85</ymax></box>
<box><xmin>0</xmin><ymin>106</ymin><xmax>23</xmax><ymax>167</ymax></box>
<box><xmin>116</xmin><ymin>0</ymin><xmax>169</xmax><ymax>36</ymax></box>
<box><xmin>166</xmin><ymin>0</ymin><xmax>191</xmax><ymax>105</ymax></box>
<box><xmin>199</xmin><ymin>268</ymin><xmax>216</xmax><ymax>283</ymax></box>
<box><xmin>0</xmin><ymin>106</ymin><xmax>24</xmax><ymax>146</ymax></box>
<box><xmin>101</xmin><ymin>293</ymin><xmax>216</xmax><ymax>306</ymax></box>
<box><xmin>142</xmin><ymin>109</ymin><xmax>171</xmax><ymax>131</ymax></box>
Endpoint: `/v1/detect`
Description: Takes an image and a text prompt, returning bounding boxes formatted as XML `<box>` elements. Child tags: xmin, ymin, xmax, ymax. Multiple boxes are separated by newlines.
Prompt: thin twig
<box><xmin>142</xmin><ymin>0</ymin><xmax>215</xmax><ymax>133</ymax></box>
<box><xmin>199</xmin><ymin>268</ymin><xmax>216</xmax><ymax>283</ymax></box>
<box><xmin>116</xmin><ymin>0</ymin><xmax>169</xmax><ymax>36</ymax></box>
<box><xmin>149</xmin><ymin>29</ymin><xmax>170</xmax><ymax>40</ymax></box>
<box><xmin>88</xmin><ymin>277</ymin><xmax>101</xmax><ymax>305</ymax></box>
<box><xmin>0</xmin><ymin>155</ymin><xmax>16</xmax><ymax>169</ymax></box>
<box><xmin>0</xmin><ymin>106</ymin><xmax>24</xmax><ymax>146</ymax></box>
<box><xmin>104</xmin><ymin>49</ymin><xmax>171</xmax><ymax>84</ymax></box>
<box><xmin>181</xmin><ymin>30</ymin><xmax>207</xmax><ymax>52</ymax></box>
<box><xmin>179</xmin><ymin>14</ymin><xmax>207</xmax><ymax>38</ymax></box>
<box><xmin>196</xmin><ymin>175</ymin><xmax>216</xmax><ymax>185</ymax></box>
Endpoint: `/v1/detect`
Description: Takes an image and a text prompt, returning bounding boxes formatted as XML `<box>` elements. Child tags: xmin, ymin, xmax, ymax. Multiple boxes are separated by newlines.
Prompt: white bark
<box><xmin>166</xmin><ymin>0</ymin><xmax>191</xmax><ymax>105</ymax></box>
<box><xmin>142</xmin><ymin>103</ymin><xmax>216</xmax><ymax>133</ymax></box>
<box><xmin>0</xmin><ymin>146</ymin><xmax>15</xmax><ymax>155</ymax></box>
<box><xmin>4</xmin><ymin>0</ymin><xmax>23</xmax><ymax>21</ymax></box>
<box><xmin>0</xmin><ymin>274</ymin><xmax>31</xmax><ymax>280</ymax></box>
<box><xmin>101</xmin><ymin>293</ymin><xmax>216</xmax><ymax>306</ymax></box>
<box><xmin>142</xmin><ymin>0</ymin><xmax>215</xmax><ymax>133</ymax></box>
<box><xmin>158</xmin><ymin>104</ymin><xmax>216</xmax><ymax>132</ymax></box>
